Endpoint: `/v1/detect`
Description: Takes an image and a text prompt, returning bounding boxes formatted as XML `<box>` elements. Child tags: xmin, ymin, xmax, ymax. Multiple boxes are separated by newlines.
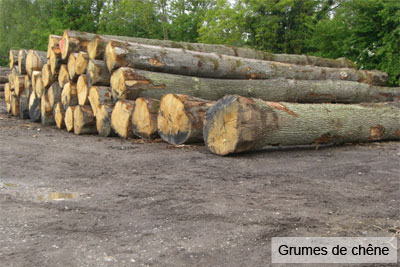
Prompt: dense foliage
<box><xmin>0</xmin><ymin>0</ymin><xmax>398</xmax><ymax>85</ymax></box>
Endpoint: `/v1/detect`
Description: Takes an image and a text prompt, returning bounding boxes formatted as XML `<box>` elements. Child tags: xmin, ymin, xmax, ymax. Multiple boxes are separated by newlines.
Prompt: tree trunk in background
<box><xmin>204</xmin><ymin>95</ymin><xmax>400</xmax><ymax>155</ymax></box>
<box><xmin>110</xmin><ymin>67</ymin><xmax>400</xmax><ymax>103</ymax></box>
<box><xmin>105</xmin><ymin>40</ymin><xmax>388</xmax><ymax>85</ymax></box>
<box><xmin>158</xmin><ymin>94</ymin><xmax>214</xmax><ymax>145</ymax></box>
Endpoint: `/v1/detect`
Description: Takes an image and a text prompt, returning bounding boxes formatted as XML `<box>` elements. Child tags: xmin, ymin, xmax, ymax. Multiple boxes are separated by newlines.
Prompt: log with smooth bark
<box><xmin>10</xmin><ymin>95</ymin><xmax>19</xmax><ymax>116</ymax></box>
<box><xmin>105</xmin><ymin>40</ymin><xmax>387</xmax><ymax>85</ymax></box>
<box><xmin>111</xmin><ymin>67</ymin><xmax>400</xmax><ymax>103</ymax></box>
<box><xmin>54</xmin><ymin>102</ymin><xmax>66</xmax><ymax>129</ymax></box>
<box><xmin>9</xmin><ymin>50</ymin><xmax>18</xmax><ymax>69</ymax></box>
<box><xmin>26</xmin><ymin>50</ymin><xmax>47</xmax><ymax>76</ymax></box>
<box><xmin>41</xmin><ymin>94</ymin><xmax>55</xmax><ymax>126</ymax></box>
<box><xmin>47</xmin><ymin>82</ymin><xmax>62</xmax><ymax>108</ymax></box>
<box><xmin>96</xmin><ymin>104</ymin><xmax>116</xmax><ymax>137</ymax></box>
<box><xmin>42</xmin><ymin>63</ymin><xmax>54</xmax><ymax>88</ymax></box>
<box><xmin>47</xmin><ymin>35</ymin><xmax>62</xmax><ymax>58</ymax></box>
<box><xmin>58</xmin><ymin>64</ymin><xmax>70</xmax><ymax>88</ymax></box>
<box><xmin>111</xmin><ymin>99</ymin><xmax>135</xmax><ymax>138</ymax></box>
<box><xmin>77</xmin><ymin>75</ymin><xmax>89</xmax><ymax>105</ymax></box>
<box><xmin>64</xmin><ymin>105</ymin><xmax>76</xmax><ymax>132</ymax></box>
<box><xmin>204</xmin><ymin>95</ymin><xmax>400</xmax><ymax>155</ymax></box>
<box><xmin>28</xmin><ymin>91</ymin><xmax>41</xmax><ymax>122</ymax></box>
<box><xmin>18</xmin><ymin>49</ymin><xmax>28</xmax><ymax>75</ymax></box>
<box><xmin>67</xmin><ymin>52</ymin><xmax>79</xmax><ymax>81</ymax></box>
<box><xmin>88</xmin><ymin>34</ymin><xmax>355</xmax><ymax>68</ymax></box>
<box><xmin>4</xmin><ymin>83</ymin><xmax>11</xmax><ymax>113</ymax></box>
<box><xmin>132</xmin><ymin>97</ymin><xmax>160</xmax><ymax>139</ymax></box>
<box><xmin>87</xmin><ymin>59</ymin><xmax>110</xmax><ymax>86</ymax></box>
<box><xmin>61</xmin><ymin>82</ymin><xmax>78</xmax><ymax>110</ymax></box>
<box><xmin>61</xmin><ymin>30</ymin><xmax>96</xmax><ymax>60</ymax></box>
<box><xmin>74</xmin><ymin>105</ymin><xmax>97</xmax><ymax>135</ymax></box>
<box><xmin>75</xmin><ymin>52</ymin><xmax>89</xmax><ymax>75</ymax></box>
<box><xmin>158</xmin><ymin>94</ymin><xmax>214</xmax><ymax>145</ymax></box>
<box><xmin>88</xmin><ymin>86</ymin><xmax>112</xmax><ymax>116</ymax></box>
<box><xmin>49</xmin><ymin>47</ymin><xmax>63</xmax><ymax>75</ymax></box>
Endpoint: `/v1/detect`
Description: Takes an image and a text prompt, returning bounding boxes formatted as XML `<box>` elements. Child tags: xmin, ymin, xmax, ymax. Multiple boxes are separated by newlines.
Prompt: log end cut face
<box><xmin>28</xmin><ymin>92</ymin><xmax>41</xmax><ymax>122</ymax></box>
<box><xmin>61</xmin><ymin>32</ymin><xmax>70</xmax><ymax>60</ymax></box>
<box><xmin>65</xmin><ymin>106</ymin><xmax>75</xmax><ymax>132</ymax></box>
<box><xmin>96</xmin><ymin>105</ymin><xmax>113</xmax><ymax>137</ymax></box>
<box><xmin>105</xmin><ymin>41</ymin><xmax>127</xmax><ymax>72</ymax></box>
<box><xmin>77</xmin><ymin>75</ymin><xmax>89</xmax><ymax>105</ymax></box>
<box><xmin>9</xmin><ymin>50</ymin><xmax>16</xmax><ymax>69</ymax></box>
<box><xmin>132</xmin><ymin>98</ymin><xmax>158</xmax><ymax>139</ymax></box>
<box><xmin>75</xmin><ymin>52</ymin><xmax>88</xmax><ymax>75</ymax></box>
<box><xmin>54</xmin><ymin>102</ymin><xmax>66</xmax><ymax>129</ymax></box>
<box><xmin>157</xmin><ymin>94</ymin><xmax>191</xmax><ymax>145</ymax></box>
<box><xmin>111</xmin><ymin>100</ymin><xmax>135</xmax><ymax>138</ymax></box>
<box><xmin>204</xmin><ymin>95</ymin><xmax>240</xmax><ymax>155</ymax></box>
<box><xmin>87</xmin><ymin>37</ymin><xmax>99</xmax><ymax>60</ymax></box>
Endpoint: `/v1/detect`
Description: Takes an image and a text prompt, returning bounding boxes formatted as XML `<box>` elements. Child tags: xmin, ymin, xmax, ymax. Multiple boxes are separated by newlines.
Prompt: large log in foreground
<box><xmin>132</xmin><ymin>97</ymin><xmax>160</xmax><ymax>139</ymax></box>
<box><xmin>26</xmin><ymin>50</ymin><xmax>47</xmax><ymax>76</ymax></box>
<box><xmin>204</xmin><ymin>95</ymin><xmax>400</xmax><ymax>155</ymax></box>
<box><xmin>111</xmin><ymin>67</ymin><xmax>400</xmax><ymax>103</ymax></box>
<box><xmin>158</xmin><ymin>94</ymin><xmax>214</xmax><ymax>145</ymax></box>
<box><xmin>111</xmin><ymin>99</ymin><xmax>135</xmax><ymax>138</ymax></box>
<box><xmin>87</xmin><ymin>32</ymin><xmax>355</xmax><ymax>68</ymax></box>
<box><xmin>105</xmin><ymin>41</ymin><xmax>388</xmax><ymax>86</ymax></box>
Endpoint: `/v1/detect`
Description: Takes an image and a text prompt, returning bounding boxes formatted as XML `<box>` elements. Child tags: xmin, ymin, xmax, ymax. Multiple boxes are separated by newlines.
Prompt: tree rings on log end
<box><xmin>203</xmin><ymin>95</ymin><xmax>241</xmax><ymax>156</ymax></box>
<box><xmin>111</xmin><ymin>99</ymin><xmax>135</xmax><ymax>138</ymax></box>
<box><xmin>77</xmin><ymin>75</ymin><xmax>89</xmax><ymax>105</ymax></box>
<box><xmin>132</xmin><ymin>97</ymin><xmax>160</xmax><ymax>139</ymax></box>
<box><xmin>54</xmin><ymin>102</ymin><xmax>65</xmax><ymax>129</ymax></box>
<box><xmin>65</xmin><ymin>106</ymin><xmax>76</xmax><ymax>132</ymax></box>
<box><xmin>96</xmin><ymin>104</ymin><xmax>115</xmax><ymax>137</ymax></box>
<box><xmin>74</xmin><ymin>105</ymin><xmax>97</xmax><ymax>135</ymax></box>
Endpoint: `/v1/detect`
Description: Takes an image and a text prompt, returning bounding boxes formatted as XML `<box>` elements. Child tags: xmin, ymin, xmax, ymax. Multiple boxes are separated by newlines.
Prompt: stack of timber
<box><xmin>2</xmin><ymin>30</ymin><xmax>399</xmax><ymax>156</ymax></box>
<box><xmin>0</xmin><ymin>66</ymin><xmax>11</xmax><ymax>98</ymax></box>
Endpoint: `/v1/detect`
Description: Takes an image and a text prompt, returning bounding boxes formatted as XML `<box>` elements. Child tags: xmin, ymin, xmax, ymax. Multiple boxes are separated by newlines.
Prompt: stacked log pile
<box><xmin>2</xmin><ymin>30</ymin><xmax>400</xmax><ymax>156</ymax></box>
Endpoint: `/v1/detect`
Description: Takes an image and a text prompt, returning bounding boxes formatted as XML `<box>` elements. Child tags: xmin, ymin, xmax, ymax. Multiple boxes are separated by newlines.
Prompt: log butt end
<box><xmin>87</xmin><ymin>37</ymin><xmax>99</xmax><ymax>60</ymax></box>
<box><xmin>74</xmin><ymin>105</ymin><xmax>96</xmax><ymax>135</ymax></box>
<box><xmin>204</xmin><ymin>95</ymin><xmax>241</xmax><ymax>156</ymax></box>
<box><xmin>54</xmin><ymin>102</ymin><xmax>66</xmax><ymax>129</ymax></box>
<box><xmin>157</xmin><ymin>94</ymin><xmax>191</xmax><ymax>145</ymax></box>
<box><xmin>111</xmin><ymin>99</ymin><xmax>135</xmax><ymax>138</ymax></box>
<box><xmin>96</xmin><ymin>104</ymin><xmax>115</xmax><ymax>137</ymax></box>
<box><xmin>132</xmin><ymin>98</ymin><xmax>159</xmax><ymax>139</ymax></box>
<box><xmin>65</xmin><ymin>106</ymin><xmax>76</xmax><ymax>132</ymax></box>
<box><xmin>61</xmin><ymin>32</ymin><xmax>69</xmax><ymax>60</ymax></box>
<box><xmin>28</xmin><ymin>92</ymin><xmax>41</xmax><ymax>122</ymax></box>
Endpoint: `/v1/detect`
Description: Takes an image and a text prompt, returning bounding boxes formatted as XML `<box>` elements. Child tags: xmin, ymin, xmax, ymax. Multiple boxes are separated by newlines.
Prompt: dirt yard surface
<box><xmin>0</xmin><ymin>102</ymin><xmax>399</xmax><ymax>266</ymax></box>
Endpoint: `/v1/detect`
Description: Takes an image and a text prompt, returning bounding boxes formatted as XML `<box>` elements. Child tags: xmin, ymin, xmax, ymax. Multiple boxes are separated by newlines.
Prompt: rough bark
<box><xmin>87</xmin><ymin>33</ymin><xmax>356</xmax><ymax>68</ymax></box>
<box><xmin>53</xmin><ymin>102</ymin><xmax>65</xmax><ymax>129</ymax></box>
<box><xmin>75</xmin><ymin>52</ymin><xmax>89</xmax><ymax>75</ymax></box>
<box><xmin>64</xmin><ymin>105</ymin><xmax>76</xmax><ymax>132</ymax></box>
<box><xmin>88</xmin><ymin>86</ymin><xmax>112</xmax><ymax>116</ymax></box>
<box><xmin>111</xmin><ymin>67</ymin><xmax>400</xmax><ymax>103</ymax></box>
<box><xmin>58</xmin><ymin>64</ymin><xmax>70</xmax><ymax>88</ymax></box>
<box><xmin>67</xmin><ymin>52</ymin><xmax>79</xmax><ymax>81</ymax></box>
<box><xmin>10</xmin><ymin>95</ymin><xmax>19</xmax><ymax>116</ymax></box>
<box><xmin>132</xmin><ymin>97</ymin><xmax>160</xmax><ymax>139</ymax></box>
<box><xmin>158</xmin><ymin>94</ymin><xmax>214</xmax><ymax>145</ymax></box>
<box><xmin>18</xmin><ymin>49</ymin><xmax>28</xmax><ymax>75</ymax></box>
<box><xmin>61</xmin><ymin>30</ymin><xmax>96</xmax><ymax>60</ymax></box>
<box><xmin>9</xmin><ymin>50</ymin><xmax>18</xmax><ymax>69</ymax></box>
<box><xmin>77</xmin><ymin>75</ymin><xmax>89</xmax><ymax>105</ymax></box>
<box><xmin>42</xmin><ymin>63</ymin><xmax>54</xmax><ymax>88</ymax></box>
<box><xmin>47</xmin><ymin>82</ymin><xmax>62</xmax><ymax>108</ymax></box>
<box><xmin>87</xmin><ymin>59</ymin><xmax>110</xmax><ymax>86</ymax></box>
<box><xmin>47</xmin><ymin>35</ymin><xmax>62</xmax><ymax>58</ymax></box>
<box><xmin>74</xmin><ymin>105</ymin><xmax>97</xmax><ymax>135</ymax></box>
<box><xmin>28</xmin><ymin>91</ymin><xmax>41</xmax><ymax>122</ymax></box>
<box><xmin>204</xmin><ymin>95</ymin><xmax>400</xmax><ymax>155</ymax></box>
<box><xmin>61</xmin><ymin>82</ymin><xmax>78</xmax><ymax>110</ymax></box>
<box><xmin>41</xmin><ymin>94</ymin><xmax>55</xmax><ymax>126</ymax></box>
<box><xmin>26</xmin><ymin>50</ymin><xmax>47</xmax><ymax>76</ymax></box>
<box><xmin>105</xmin><ymin>40</ymin><xmax>387</xmax><ymax>86</ymax></box>
<box><xmin>111</xmin><ymin>99</ymin><xmax>135</xmax><ymax>138</ymax></box>
<box><xmin>96</xmin><ymin>104</ymin><xmax>116</xmax><ymax>137</ymax></box>
<box><xmin>49</xmin><ymin>47</ymin><xmax>63</xmax><ymax>75</ymax></box>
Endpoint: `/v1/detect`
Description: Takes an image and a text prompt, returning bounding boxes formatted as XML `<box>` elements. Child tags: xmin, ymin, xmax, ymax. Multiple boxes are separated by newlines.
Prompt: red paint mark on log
<box><xmin>369</xmin><ymin>125</ymin><xmax>385</xmax><ymax>140</ymax></box>
<box><xmin>266</xmin><ymin>102</ymin><xmax>298</xmax><ymax>117</ymax></box>
<box><xmin>149</xmin><ymin>57</ymin><xmax>164</xmax><ymax>67</ymax></box>
<box><xmin>59</xmin><ymin>39</ymin><xmax>64</xmax><ymax>53</ymax></box>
